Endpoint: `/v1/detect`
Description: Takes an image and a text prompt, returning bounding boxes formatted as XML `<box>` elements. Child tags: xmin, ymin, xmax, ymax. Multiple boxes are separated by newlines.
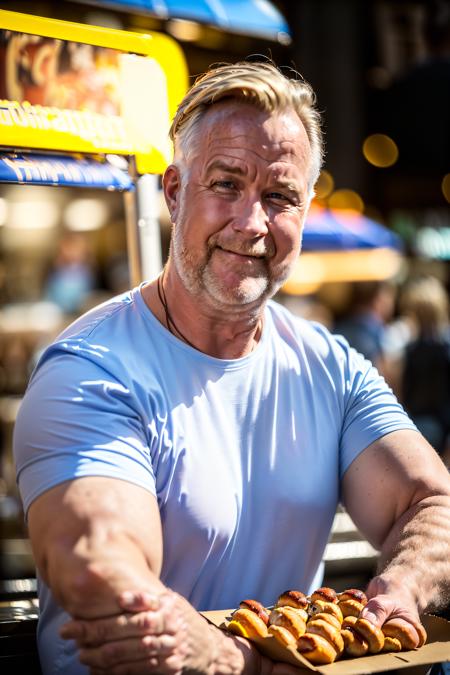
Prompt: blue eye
<box><xmin>215</xmin><ymin>181</ymin><xmax>236</xmax><ymax>190</ymax></box>
<box><xmin>266</xmin><ymin>192</ymin><xmax>294</xmax><ymax>204</ymax></box>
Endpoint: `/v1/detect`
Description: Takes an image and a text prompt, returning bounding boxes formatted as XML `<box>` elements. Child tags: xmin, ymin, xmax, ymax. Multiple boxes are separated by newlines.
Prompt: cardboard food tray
<box><xmin>202</xmin><ymin>610</ymin><xmax>450</xmax><ymax>674</ymax></box>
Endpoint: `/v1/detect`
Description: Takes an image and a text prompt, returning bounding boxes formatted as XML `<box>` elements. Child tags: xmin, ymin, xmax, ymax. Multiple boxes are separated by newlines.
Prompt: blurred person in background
<box><xmin>333</xmin><ymin>280</ymin><xmax>396</xmax><ymax>373</ymax></box>
<box><xmin>12</xmin><ymin>62</ymin><xmax>450</xmax><ymax>675</ymax></box>
<box><xmin>44</xmin><ymin>231</ymin><xmax>97</xmax><ymax>315</ymax></box>
<box><xmin>399</xmin><ymin>276</ymin><xmax>450</xmax><ymax>464</ymax></box>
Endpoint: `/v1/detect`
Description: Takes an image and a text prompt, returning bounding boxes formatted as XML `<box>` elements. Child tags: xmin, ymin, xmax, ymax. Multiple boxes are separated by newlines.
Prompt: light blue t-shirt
<box><xmin>14</xmin><ymin>286</ymin><xmax>416</xmax><ymax>674</ymax></box>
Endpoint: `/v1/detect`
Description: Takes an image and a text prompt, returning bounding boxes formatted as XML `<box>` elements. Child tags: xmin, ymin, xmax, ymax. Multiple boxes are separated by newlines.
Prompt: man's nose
<box><xmin>232</xmin><ymin>200</ymin><xmax>269</xmax><ymax>236</ymax></box>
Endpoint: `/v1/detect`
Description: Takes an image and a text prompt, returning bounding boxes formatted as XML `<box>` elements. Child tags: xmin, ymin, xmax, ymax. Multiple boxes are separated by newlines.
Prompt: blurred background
<box><xmin>0</xmin><ymin>0</ymin><xmax>449</xmax><ymax>659</ymax></box>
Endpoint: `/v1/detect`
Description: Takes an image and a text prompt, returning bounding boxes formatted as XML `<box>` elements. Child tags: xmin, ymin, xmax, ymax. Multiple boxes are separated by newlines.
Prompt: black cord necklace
<box><xmin>157</xmin><ymin>271</ymin><xmax>197</xmax><ymax>349</ymax></box>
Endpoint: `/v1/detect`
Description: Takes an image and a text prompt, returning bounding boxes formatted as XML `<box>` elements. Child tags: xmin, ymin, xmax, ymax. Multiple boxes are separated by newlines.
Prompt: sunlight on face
<box><xmin>170</xmin><ymin>103</ymin><xmax>312</xmax><ymax>308</ymax></box>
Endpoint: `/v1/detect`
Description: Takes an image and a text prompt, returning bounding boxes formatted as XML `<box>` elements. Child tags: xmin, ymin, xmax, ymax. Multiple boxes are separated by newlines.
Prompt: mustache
<box><xmin>209</xmin><ymin>236</ymin><xmax>275</xmax><ymax>259</ymax></box>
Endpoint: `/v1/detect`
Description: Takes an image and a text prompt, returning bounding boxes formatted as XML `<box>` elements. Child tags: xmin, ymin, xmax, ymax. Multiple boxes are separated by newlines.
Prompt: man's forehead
<box><xmin>205</xmin><ymin>155</ymin><xmax>305</xmax><ymax>183</ymax></box>
<box><xmin>198</xmin><ymin>102</ymin><xmax>311</xmax><ymax>164</ymax></box>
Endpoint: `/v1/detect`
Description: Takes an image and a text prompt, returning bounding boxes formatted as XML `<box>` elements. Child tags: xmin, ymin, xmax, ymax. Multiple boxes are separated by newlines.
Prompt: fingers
<box><xmin>360</xmin><ymin>597</ymin><xmax>391</xmax><ymax>627</ymax></box>
<box><xmin>79</xmin><ymin>634</ymin><xmax>177</xmax><ymax>670</ymax></box>
<box><xmin>61</xmin><ymin>609</ymin><xmax>181</xmax><ymax>647</ymax></box>
<box><xmin>63</xmin><ymin>589</ymin><xmax>220</xmax><ymax>674</ymax></box>
<box><xmin>360</xmin><ymin>596</ymin><xmax>424</xmax><ymax>649</ymax></box>
<box><xmin>382</xmin><ymin>617</ymin><xmax>426</xmax><ymax>649</ymax></box>
<box><xmin>120</xmin><ymin>591</ymin><xmax>161</xmax><ymax>613</ymax></box>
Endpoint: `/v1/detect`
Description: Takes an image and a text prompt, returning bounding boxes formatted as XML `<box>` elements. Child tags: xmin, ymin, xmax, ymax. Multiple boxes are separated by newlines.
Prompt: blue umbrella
<box><xmin>76</xmin><ymin>0</ymin><xmax>291</xmax><ymax>41</ymax></box>
<box><xmin>302</xmin><ymin>207</ymin><xmax>402</xmax><ymax>252</ymax></box>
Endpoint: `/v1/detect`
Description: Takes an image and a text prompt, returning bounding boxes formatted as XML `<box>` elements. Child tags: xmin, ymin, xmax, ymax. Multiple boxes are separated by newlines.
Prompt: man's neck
<box><xmin>141</xmin><ymin>273</ymin><xmax>266</xmax><ymax>360</ymax></box>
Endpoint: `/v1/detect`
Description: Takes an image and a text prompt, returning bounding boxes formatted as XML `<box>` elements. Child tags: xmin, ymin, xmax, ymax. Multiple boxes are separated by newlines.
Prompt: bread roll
<box><xmin>306</xmin><ymin>618</ymin><xmax>344</xmax><ymax>655</ymax></box>
<box><xmin>309</xmin><ymin>599</ymin><xmax>343</xmax><ymax>624</ymax></box>
<box><xmin>341</xmin><ymin>627</ymin><xmax>369</xmax><ymax>657</ymax></box>
<box><xmin>276</xmin><ymin>590</ymin><xmax>309</xmax><ymax>611</ymax></box>
<box><xmin>354</xmin><ymin>618</ymin><xmax>385</xmax><ymax>653</ymax></box>
<box><xmin>230</xmin><ymin>587</ymin><xmax>427</xmax><ymax>664</ymax></box>
<box><xmin>338</xmin><ymin>588</ymin><xmax>368</xmax><ymax>605</ymax></box>
<box><xmin>382</xmin><ymin>618</ymin><xmax>426</xmax><ymax>650</ymax></box>
<box><xmin>239</xmin><ymin>599</ymin><xmax>270</xmax><ymax>625</ymax></box>
<box><xmin>339</xmin><ymin>598</ymin><xmax>365</xmax><ymax>618</ymax></box>
<box><xmin>310</xmin><ymin>587</ymin><xmax>338</xmax><ymax>604</ymax></box>
<box><xmin>269</xmin><ymin>606</ymin><xmax>306</xmax><ymax>640</ymax></box>
<box><xmin>311</xmin><ymin>611</ymin><xmax>341</xmax><ymax>631</ymax></box>
<box><xmin>381</xmin><ymin>635</ymin><xmax>402</xmax><ymax>652</ymax></box>
<box><xmin>416</xmin><ymin>622</ymin><xmax>428</xmax><ymax>648</ymax></box>
<box><xmin>342</xmin><ymin>615</ymin><xmax>358</xmax><ymax>630</ymax></box>
<box><xmin>228</xmin><ymin>608</ymin><xmax>268</xmax><ymax>639</ymax></box>
<box><xmin>268</xmin><ymin>624</ymin><xmax>297</xmax><ymax>646</ymax></box>
<box><xmin>297</xmin><ymin>633</ymin><xmax>338</xmax><ymax>664</ymax></box>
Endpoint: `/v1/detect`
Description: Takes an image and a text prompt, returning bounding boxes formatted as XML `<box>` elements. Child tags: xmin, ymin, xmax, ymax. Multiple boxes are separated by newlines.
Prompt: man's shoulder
<box><xmin>266</xmin><ymin>300</ymin><xmax>341</xmax><ymax>353</ymax></box>
<box><xmin>33</xmin><ymin>286</ymin><xmax>150</xmax><ymax>378</ymax></box>
<box><xmin>58</xmin><ymin>287</ymin><xmax>138</xmax><ymax>342</ymax></box>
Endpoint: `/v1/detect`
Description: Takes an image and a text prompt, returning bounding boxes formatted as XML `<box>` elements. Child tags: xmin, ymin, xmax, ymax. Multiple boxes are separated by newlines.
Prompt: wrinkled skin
<box><xmin>61</xmin><ymin>590</ymin><xmax>292</xmax><ymax>675</ymax></box>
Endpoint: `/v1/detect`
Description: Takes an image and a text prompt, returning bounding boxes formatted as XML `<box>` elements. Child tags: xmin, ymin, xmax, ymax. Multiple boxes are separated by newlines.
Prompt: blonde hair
<box><xmin>400</xmin><ymin>276</ymin><xmax>449</xmax><ymax>338</ymax></box>
<box><xmin>169</xmin><ymin>61</ymin><xmax>324</xmax><ymax>192</ymax></box>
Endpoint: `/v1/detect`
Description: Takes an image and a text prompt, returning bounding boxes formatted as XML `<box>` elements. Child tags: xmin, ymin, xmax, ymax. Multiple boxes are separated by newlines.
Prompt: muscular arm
<box><xmin>27</xmin><ymin>476</ymin><xmax>166</xmax><ymax>619</ymax></box>
<box><xmin>342</xmin><ymin>429</ymin><xmax>450</xmax><ymax>623</ymax></box>
<box><xmin>29</xmin><ymin>476</ymin><xmax>263</xmax><ymax>675</ymax></box>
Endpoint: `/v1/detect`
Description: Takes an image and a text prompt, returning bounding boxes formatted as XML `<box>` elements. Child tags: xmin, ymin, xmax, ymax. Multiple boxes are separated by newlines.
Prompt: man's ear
<box><xmin>163</xmin><ymin>164</ymin><xmax>181</xmax><ymax>222</ymax></box>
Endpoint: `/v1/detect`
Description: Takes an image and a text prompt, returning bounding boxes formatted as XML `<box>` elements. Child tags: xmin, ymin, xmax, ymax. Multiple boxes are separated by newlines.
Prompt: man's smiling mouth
<box><xmin>216</xmin><ymin>246</ymin><xmax>266</xmax><ymax>259</ymax></box>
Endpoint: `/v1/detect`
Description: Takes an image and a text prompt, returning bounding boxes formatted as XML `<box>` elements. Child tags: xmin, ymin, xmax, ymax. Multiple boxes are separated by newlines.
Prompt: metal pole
<box><xmin>124</xmin><ymin>188</ymin><xmax>142</xmax><ymax>288</ymax></box>
<box><xmin>136</xmin><ymin>173</ymin><xmax>163</xmax><ymax>282</ymax></box>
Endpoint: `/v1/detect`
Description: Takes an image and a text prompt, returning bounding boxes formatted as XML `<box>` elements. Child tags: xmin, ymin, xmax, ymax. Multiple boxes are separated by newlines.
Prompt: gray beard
<box><xmin>170</xmin><ymin>226</ymin><xmax>287</xmax><ymax>308</ymax></box>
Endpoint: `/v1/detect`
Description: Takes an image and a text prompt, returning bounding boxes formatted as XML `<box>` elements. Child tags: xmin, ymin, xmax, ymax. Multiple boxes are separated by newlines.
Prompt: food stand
<box><xmin>0</xmin><ymin>3</ymin><xmax>189</xmax><ymax>555</ymax></box>
<box><xmin>0</xmin><ymin>8</ymin><xmax>188</xmax><ymax>284</ymax></box>
<box><xmin>0</xmin><ymin>11</ymin><xmax>188</xmax><ymax>668</ymax></box>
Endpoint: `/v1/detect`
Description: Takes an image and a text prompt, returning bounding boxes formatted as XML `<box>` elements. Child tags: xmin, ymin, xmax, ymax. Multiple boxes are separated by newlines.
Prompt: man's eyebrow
<box><xmin>274</xmin><ymin>179</ymin><xmax>298</xmax><ymax>189</ymax></box>
<box><xmin>206</xmin><ymin>160</ymin><xmax>246</xmax><ymax>175</ymax></box>
<box><xmin>272</xmin><ymin>179</ymin><xmax>302</xmax><ymax>194</ymax></box>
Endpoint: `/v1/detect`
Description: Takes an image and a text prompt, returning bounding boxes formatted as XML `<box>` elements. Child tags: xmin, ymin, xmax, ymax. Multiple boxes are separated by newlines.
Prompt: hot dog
<box><xmin>228</xmin><ymin>607</ymin><xmax>268</xmax><ymax>639</ymax></box>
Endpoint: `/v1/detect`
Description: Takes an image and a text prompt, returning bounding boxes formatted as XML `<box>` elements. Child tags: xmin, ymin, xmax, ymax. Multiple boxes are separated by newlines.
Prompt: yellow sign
<box><xmin>0</xmin><ymin>10</ymin><xmax>189</xmax><ymax>174</ymax></box>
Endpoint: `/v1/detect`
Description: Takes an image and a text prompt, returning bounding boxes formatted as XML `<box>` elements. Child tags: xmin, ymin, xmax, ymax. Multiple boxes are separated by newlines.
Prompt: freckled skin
<box><xmin>159</xmin><ymin>102</ymin><xmax>313</xmax><ymax>353</ymax></box>
<box><xmin>145</xmin><ymin>101</ymin><xmax>314</xmax><ymax>358</ymax></box>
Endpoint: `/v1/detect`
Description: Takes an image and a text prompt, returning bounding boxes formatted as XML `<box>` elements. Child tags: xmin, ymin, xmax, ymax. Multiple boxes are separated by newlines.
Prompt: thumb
<box><xmin>360</xmin><ymin>597</ymin><xmax>391</xmax><ymax>627</ymax></box>
<box><xmin>119</xmin><ymin>590</ymin><xmax>160</xmax><ymax>612</ymax></box>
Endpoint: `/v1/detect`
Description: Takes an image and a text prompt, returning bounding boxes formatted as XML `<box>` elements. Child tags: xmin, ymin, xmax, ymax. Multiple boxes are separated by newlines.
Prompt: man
<box><xmin>13</xmin><ymin>62</ymin><xmax>450</xmax><ymax>674</ymax></box>
<box><xmin>334</xmin><ymin>280</ymin><xmax>395</xmax><ymax>371</ymax></box>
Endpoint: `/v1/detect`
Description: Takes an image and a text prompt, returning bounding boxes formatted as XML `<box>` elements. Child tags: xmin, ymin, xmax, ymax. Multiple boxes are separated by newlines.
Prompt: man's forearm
<box><xmin>374</xmin><ymin>494</ymin><xmax>450</xmax><ymax>613</ymax></box>
<box><xmin>28</xmin><ymin>477</ymin><xmax>166</xmax><ymax>621</ymax></box>
<box><xmin>44</xmin><ymin>530</ymin><xmax>165</xmax><ymax>620</ymax></box>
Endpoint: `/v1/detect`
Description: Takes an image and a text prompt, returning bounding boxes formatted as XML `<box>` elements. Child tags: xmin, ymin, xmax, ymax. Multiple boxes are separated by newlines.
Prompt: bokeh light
<box><xmin>167</xmin><ymin>19</ymin><xmax>203</xmax><ymax>42</ymax></box>
<box><xmin>442</xmin><ymin>174</ymin><xmax>450</xmax><ymax>203</ymax></box>
<box><xmin>363</xmin><ymin>134</ymin><xmax>399</xmax><ymax>168</ymax></box>
<box><xmin>328</xmin><ymin>189</ymin><xmax>364</xmax><ymax>213</ymax></box>
<box><xmin>314</xmin><ymin>170</ymin><xmax>334</xmax><ymax>200</ymax></box>
<box><xmin>0</xmin><ymin>198</ymin><xmax>7</xmax><ymax>226</ymax></box>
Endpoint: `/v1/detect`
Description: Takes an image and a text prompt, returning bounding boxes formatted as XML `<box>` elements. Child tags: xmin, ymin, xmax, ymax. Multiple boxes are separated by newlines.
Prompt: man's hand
<box><xmin>360</xmin><ymin>576</ymin><xmax>427</xmax><ymax>647</ymax></box>
<box><xmin>343</xmin><ymin>430</ymin><xmax>450</xmax><ymax>646</ymax></box>
<box><xmin>60</xmin><ymin>589</ymin><xmax>253</xmax><ymax>675</ymax></box>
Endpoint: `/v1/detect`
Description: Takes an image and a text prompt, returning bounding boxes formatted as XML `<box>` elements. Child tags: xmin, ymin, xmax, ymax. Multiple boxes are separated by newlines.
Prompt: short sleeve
<box><xmin>337</xmin><ymin>335</ymin><xmax>417</xmax><ymax>477</ymax></box>
<box><xmin>13</xmin><ymin>349</ymin><xmax>156</xmax><ymax>515</ymax></box>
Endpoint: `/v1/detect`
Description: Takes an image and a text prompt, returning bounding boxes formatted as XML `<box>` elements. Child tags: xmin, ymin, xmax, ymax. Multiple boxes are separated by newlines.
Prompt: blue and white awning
<box><xmin>76</xmin><ymin>0</ymin><xmax>290</xmax><ymax>41</ymax></box>
<box><xmin>303</xmin><ymin>207</ymin><xmax>402</xmax><ymax>252</ymax></box>
<box><xmin>0</xmin><ymin>153</ymin><xmax>133</xmax><ymax>190</ymax></box>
